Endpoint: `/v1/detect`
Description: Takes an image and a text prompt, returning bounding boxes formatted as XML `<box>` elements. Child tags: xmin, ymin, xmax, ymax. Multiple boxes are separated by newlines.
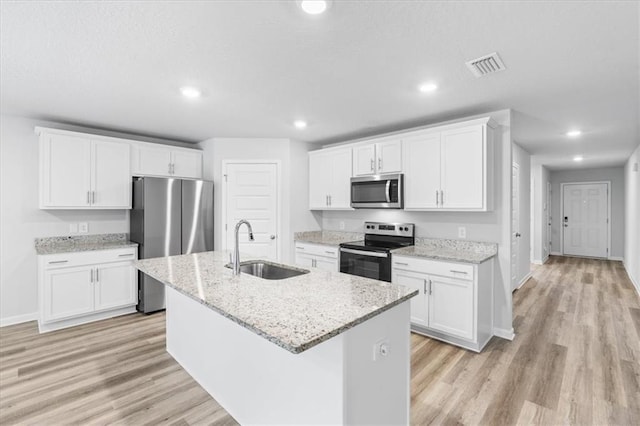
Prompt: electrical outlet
<box><xmin>78</xmin><ymin>222</ymin><xmax>89</xmax><ymax>233</ymax></box>
<box><xmin>69</xmin><ymin>223</ymin><xmax>78</xmax><ymax>233</ymax></box>
<box><xmin>458</xmin><ymin>227</ymin><xmax>466</xmax><ymax>239</ymax></box>
<box><xmin>373</xmin><ymin>340</ymin><xmax>390</xmax><ymax>361</ymax></box>
<box><xmin>339</xmin><ymin>221</ymin><xmax>345</xmax><ymax>230</ymax></box>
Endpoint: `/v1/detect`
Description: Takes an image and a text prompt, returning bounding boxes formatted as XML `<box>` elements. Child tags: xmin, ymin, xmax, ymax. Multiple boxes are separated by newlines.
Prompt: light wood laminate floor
<box><xmin>1</xmin><ymin>256</ymin><xmax>639</xmax><ymax>425</ymax></box>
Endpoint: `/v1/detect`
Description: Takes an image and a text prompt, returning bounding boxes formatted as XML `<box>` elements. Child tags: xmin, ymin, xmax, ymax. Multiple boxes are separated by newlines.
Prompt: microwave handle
<box><xmin>385</xmin><ymin>180</ymin><xmax>391</xmax><ymax>203</ymax></box>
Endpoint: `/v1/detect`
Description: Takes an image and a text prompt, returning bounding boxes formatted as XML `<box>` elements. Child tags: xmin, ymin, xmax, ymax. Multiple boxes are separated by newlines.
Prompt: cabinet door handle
<box><xmin>172</xmin><ymin>163</ymin><xmax>175</xmax><ymax>174</ymax></box>
<box><xmin>329</xmin><ymin>195</ymin><xmax>332</xmax><ymax>206</ymax></box>
<box><xmin>96</xmin><ymin>268</ymin><xmax>99</xmax><ymax>282</ymax></box>
<box><xmin>90</xmin><ymin>269</ymin><xmax>94</xmax><ymax>283</ymax></box>
<box><xmin>429</xmin><ymin>279</ymin><xmax>433</xmax><ymax>295</ymax></box>
<box><xmin>440</xmin><ymin>190</ymin><xmax>444</xmax><ymax>205</ymax></box>
<box><xmin>118</xmin><ymin>253</ymin><xmax>134</xmax><ymax>257</ymax></box>
<box><xmin>436</xmin><ymin>190</ymin><xmax>439</xmax><ymax>206</ymax></box>
<box><xmin>370</xmin><ymin>158</ymin><xmax>374</xmax><ymax>171</ymax></box>
<box><xmin>48</xmin><ymin>260</ymin><xmax>68</xmax><ymax>265</ymax></box>
<box><xmin>87</xmin><ymin>191</ymin><xmax>91</xmax><ymax>205</ymax></box>
<box><xmin>325</xmin><ymin>251</ymin><xmax>334</xmax><ymax>255</ymax></box>
<box><xmin>423</xmin><ymin>278</ymin><xmax>427</xmax><ymax>293</ymax></box>
<box><xmin>378</xmin><ymin>157</ymin><xmax>382</xmax><ymax>171</ymax></box>
<box><xmin>450</xmin><ymin>270</ymin><xmax>468</xmax><ymax>275</ymax></box>
<box><xmin>312</xmin><ymin>259</ymin><xmax>316</xmax><ymax>267</ymax></box>
<box><xmin>394</xmin><ymin>262</ymin><xmax>409</xmax><ymax>266</ymax></box>
<box><xmin>168</xmin><ymin>163</ymin><xmax>172</xmax><ymax>174</ymax></box>
<box><xmin>92</xmin><ymin>191</ymin><xmax>96</xmax><ymax>204</ymax></box>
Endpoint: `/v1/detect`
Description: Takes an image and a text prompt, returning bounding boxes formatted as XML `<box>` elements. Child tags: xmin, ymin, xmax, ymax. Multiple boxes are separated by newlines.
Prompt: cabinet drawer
<box><xmin>392</xmin><ymin>255</ymin><xmax>474</xmax><ymax>280</ymax></box>
<box><xmin>294</xmin><ymin>243</ymin><xmax>338</xmax><ymax>259</ymax></box>
<box><xmin>42</xmin><ymin>247</ymin><xmax>138</xmax><ymax>269</ymax></box>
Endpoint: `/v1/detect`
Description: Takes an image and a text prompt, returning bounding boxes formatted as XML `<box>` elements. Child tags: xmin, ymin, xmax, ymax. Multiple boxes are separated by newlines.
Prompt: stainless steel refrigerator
<box><xmin>130</xmin><ymin>177</ymin><xmax>214</xmax><ymax>313</ymax></box>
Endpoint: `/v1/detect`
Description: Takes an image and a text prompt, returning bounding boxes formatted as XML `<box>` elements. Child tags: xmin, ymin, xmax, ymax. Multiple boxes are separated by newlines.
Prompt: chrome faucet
<box><xmin>232</xmin><ymin>219</ymin><xmax>254</xmax><ymax>275</ymax></box>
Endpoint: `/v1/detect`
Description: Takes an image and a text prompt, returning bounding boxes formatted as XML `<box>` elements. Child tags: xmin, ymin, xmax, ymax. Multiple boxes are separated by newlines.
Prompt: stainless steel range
<box><xmin>339</xmin><ymin>222</ymin><xmax>415</xmax><ymax>282</ymax></box>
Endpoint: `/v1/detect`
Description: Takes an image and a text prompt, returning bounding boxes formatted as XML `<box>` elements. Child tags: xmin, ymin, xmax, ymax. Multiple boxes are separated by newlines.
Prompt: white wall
<box><xmin>512</xmin><ymin>143</ymin><xmax>531</xmax><ymax>286</ymax></box>
<box><xmin>199</xmin><ymin>137</ymin><xmax>319</xmax><ymax>263</ymax></box>
<box><xmin>0</xmin><ymin>115</ymin><xmax>126</xmax><ymax>325</ymax></box>
<box><xmin>321</xmin><ymin>110</ymin><xmax>514</xmax><ymax>337</ymax></box>
<box><xmin>0</xmin><ymin>114</ymin><xmax>201</xmax><ymax>326</ymax></box>
<box><xmin>530</xmin><ymin>159</ymin><xmax>550</xmax><ymax>263</ymax></box>
<box><xmin>624</xmin><ymin>144</ymin><xmax>640</xmax><ymax>293</ymax></box>
<box><xmin>549</xmin><ymin>167</ymin><xmax>625</xmax><ymax>258</ymax></box>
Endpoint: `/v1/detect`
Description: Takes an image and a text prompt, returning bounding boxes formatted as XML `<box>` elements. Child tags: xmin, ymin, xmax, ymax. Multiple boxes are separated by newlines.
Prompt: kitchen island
<box><xmin>134</xmin><ymin>251</ymin><xmax>417</xmax><ymax>425</ymax></box>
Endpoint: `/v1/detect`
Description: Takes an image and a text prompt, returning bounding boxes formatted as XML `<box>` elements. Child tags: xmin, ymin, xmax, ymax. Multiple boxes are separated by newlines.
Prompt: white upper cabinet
<box><xmin>131</xmin><ymin>143</ymin><xmax>203</xmax><ymax>179</ymax></box>
<box><xmin>353</xmin><ymin>139</ymin><xmax>402</xmax><ymax>176</ymax></box>
<box><xmin>440</xmin><ymin>125</ymin><xmax>485</xmax><ymax>209</ymax></box>
<box><xmin>134</xmin><ymin>144</ymin><xmax>173</xmax><ymax>176</ymax></box>
<box><xmin>403</xmin><ymin>118</ymin><xmax>494</xmax><ymax>211</ymax></box>
<box><xmin>91</xmin><ymin>140</ymin><xmax>131</xmax><ymax>208</ymax></box>
<box><xmin>39</xmin><ymin>130</ymin><xmax>131</xmax><ymax>209</ymax></box>
<box><xmin>172</xmin><ymin>150</ymin><xmax>203</xmax><ymax>179</ymax></box>
<box><xmin>309</xmin><ymin>147</ymin><xmax>353</xmax><ymax>210</ymax></box>
<box><xmin>41</xmin><ymin>133</ymin><xmax>92</xmax><ymax>208</ymax></box>
<box><xmin>403</xmin><ymin>132</ymin><xmax>441</xmax><ymax>209</ymax></box>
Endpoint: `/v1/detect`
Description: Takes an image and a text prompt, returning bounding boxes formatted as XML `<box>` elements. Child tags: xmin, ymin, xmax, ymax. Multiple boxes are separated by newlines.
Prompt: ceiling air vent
<box><xmin>465</xmin><ymin>52</ymin><xmax>506</xmax><ymax>78</ymax></box>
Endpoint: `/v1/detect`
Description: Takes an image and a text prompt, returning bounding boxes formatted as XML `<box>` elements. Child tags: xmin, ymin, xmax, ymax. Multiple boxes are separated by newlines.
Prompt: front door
<box><xmin>562</xmin><ymin>183</ymin><xmax>609</xmax><ymax>258</ymax></box>
<box><xmin>224</xmin><ymin>162</ymin><xmax>279</xmax><ymax>260</ymax></box>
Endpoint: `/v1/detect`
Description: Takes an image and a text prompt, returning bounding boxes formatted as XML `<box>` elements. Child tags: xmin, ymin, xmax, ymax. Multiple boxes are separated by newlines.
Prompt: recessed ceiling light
<box><xmin>418</xmin><ymin>82</ymin><xmax>438</xmax><ymax>93</ymax></box>
<box><xmin>294</xmin><ymin>120</ymin><xmax>307</xmax><ymax>129</ymax></box>
<box><xmin>299</xmin><ymin>0</ymin><xmax>328</xmax><ymax>15</ymax></box>
<box><xmin>573</xmin><ymin>155</ymin><xmax>584</xmax><ymax>162</ymax></box>
<box><xmin>566</xmin><ymin>130</ymin><xmax>582</xmax><ymax>138</ymax></box>
<box><xmin>180</xmin><ymin>86</ymin><xmax>201</xmax><ymax>99</ymax></box>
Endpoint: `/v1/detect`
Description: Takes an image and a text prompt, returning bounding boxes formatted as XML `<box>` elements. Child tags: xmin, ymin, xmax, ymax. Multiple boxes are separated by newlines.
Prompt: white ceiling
<box><xmin>1</xmin><ymin>1</ymin><xmax>638</xmax><ymax>170</ymax></box>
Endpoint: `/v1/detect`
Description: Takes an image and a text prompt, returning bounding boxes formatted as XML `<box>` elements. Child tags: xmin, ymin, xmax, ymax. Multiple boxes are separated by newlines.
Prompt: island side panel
<box><xmin>343</xmin><ymin>301</ymin><xmax>411</xmax><ymax>425</ymax></box>
<box><xmin>165</xmin><ymin>287</ymin><xmax>345</xmax><ymax>425</ymax></box>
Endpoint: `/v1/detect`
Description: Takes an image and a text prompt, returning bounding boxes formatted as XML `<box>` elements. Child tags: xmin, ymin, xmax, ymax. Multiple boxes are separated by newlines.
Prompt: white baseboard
<box><xmin>531</xmin><ymin>255</ymin><xmax>549</xmax><ymax>265</ymax></box>
<box><xmin>550</xmin><ymin>251</ymin><xmax>562</xmax><ymax>256</ymax></box>
<box><xmin>516</xmin><ymin>272</ymin><xmax>533</xmax><ymax>290</ymax></box>
<box><xmin>609</xmin><ymin>256</ymin><xmax>624</xmax><ymax>262</ymax></box>
<box><xmin>493</xmin><ymin>327</ymin><xmax>515</xmax><ymax>341</ymax></box>
<box><xmin>0</xmin><ymin>312</ymin><xmax>38</xmax><ymax>328</ymax></box>
<box><xmin>623</xmin><ymin>262</ymin><xmax>640</xmax><ymax>296</ymax></box>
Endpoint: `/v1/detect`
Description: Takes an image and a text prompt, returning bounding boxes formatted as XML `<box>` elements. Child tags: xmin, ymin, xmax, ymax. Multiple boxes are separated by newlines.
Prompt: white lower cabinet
<box><xmin>38</xmin><ymin>247</ymin><xmax>138</xmax><ymax>333</ymax></box>
<box><xmin>294</xmin><ymin>242</ymin><xmax>339</xmax><ymax>272</ymax></box>
<box><xmin>392</xmin><ymin>255</ymin><xmax>493</xmax><ymax>352</ymax></box>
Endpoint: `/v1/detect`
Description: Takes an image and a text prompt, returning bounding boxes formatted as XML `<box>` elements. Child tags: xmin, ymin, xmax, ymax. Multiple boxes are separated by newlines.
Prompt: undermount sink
<box><xmin>225</xmin><ymin>260</ymin><xmax>309</xmax><ymax>280</ymax></box>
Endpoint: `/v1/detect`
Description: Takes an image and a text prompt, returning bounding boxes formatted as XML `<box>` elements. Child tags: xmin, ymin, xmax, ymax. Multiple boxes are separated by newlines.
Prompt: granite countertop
<box><xmin>294</xmin><ymin>230</ymin><xmax>363</xmax><ymax>247</ymax></box>
<box><xmin>392</xmin><ymin>237</ymin><xmax>498</xmax><ymax>264</ymax></box>
<box><xmin>35</xmin><ymin>233</ymin><xmax>138</xmax><ymax>255</ymax></box>
<box><xmin>134</xmin><ymin>251</ymin><xmax>417</xmax><ymax>354</ymax></box>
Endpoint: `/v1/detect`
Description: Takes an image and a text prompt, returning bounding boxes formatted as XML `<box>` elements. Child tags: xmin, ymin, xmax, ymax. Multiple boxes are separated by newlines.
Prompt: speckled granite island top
<box><xmin>35</xmin><ymin>233</ymin><xmax>138</xmax><ymax>255</ymax></box>
<box><xmin>294</xmin><ymin>230</ymin><xmax>363</xmax><ymax>246</ymax></box>
<box><xmin>393</xmin><ymin>237</ymin><xmax>498</xmax><ymax>264</ymax></box>
<box><xmin>134</xmin><ymin>251</ymin><xmax>417</xmax><ymax>354</ymax></box>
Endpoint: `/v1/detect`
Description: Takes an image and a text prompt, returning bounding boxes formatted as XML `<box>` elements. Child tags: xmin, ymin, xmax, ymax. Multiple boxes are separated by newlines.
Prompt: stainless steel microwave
<box><xmin>350</xmin><ymin>174</ymin><xmax>403</xmax><ymax>209</ymax></box>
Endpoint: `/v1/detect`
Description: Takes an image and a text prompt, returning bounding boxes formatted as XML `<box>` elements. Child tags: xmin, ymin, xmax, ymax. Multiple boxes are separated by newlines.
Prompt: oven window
<box><xmin>340</xmin><ymin>251</ymin><xmax>391</xmax><ymax>282</ymax></box>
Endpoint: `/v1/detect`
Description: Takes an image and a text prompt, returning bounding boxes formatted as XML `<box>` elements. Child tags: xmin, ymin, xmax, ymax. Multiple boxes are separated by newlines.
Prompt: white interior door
<box><xmin>563</xmin><ymin>183</ymin><xmax>609</xmax><ymax>258</ymax></box>
<box><xmin>224</xmin><ymin>162</ymin><xmax>279</xmax><ymax>260</ymax></box>
<box><xmin>511</xmin><ymin>163</ymin><xmax>520</xmax><ymax>291</ymax></box>
<box><xmin>545</xmin><ymin>181</ymin><xmax>551</xmax><ymax>258</ymax></box>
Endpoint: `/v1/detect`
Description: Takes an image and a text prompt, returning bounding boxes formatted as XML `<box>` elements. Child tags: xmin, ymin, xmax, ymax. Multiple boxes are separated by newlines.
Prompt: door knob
<box><xmin>515</xmin><ymin>233</ymin><xmax>521</xmax><ymax>237</ymax></box>
<box><xmin>270</xmin><ymin>235</ymin><xmax>276</xmax><ymax>240</ymax></box>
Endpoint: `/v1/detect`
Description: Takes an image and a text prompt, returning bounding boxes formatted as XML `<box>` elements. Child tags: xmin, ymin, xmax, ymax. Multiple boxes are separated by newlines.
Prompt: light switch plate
<box><xmin>78</xmin><ymin>222</ymin><xmax>88</xmax><ymax>233</ymax></box>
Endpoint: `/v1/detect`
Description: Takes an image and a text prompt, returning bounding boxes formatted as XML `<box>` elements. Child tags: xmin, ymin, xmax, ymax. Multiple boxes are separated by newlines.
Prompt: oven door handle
<box><xmin>340</xmin><ymin>248</ymin><xmax>389</xmax><ymax>258</ymax></box>
<box><xmin>385</xmin><ymin>180</ymin><xmax>391</xmax><ymax>203</ymax></box>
